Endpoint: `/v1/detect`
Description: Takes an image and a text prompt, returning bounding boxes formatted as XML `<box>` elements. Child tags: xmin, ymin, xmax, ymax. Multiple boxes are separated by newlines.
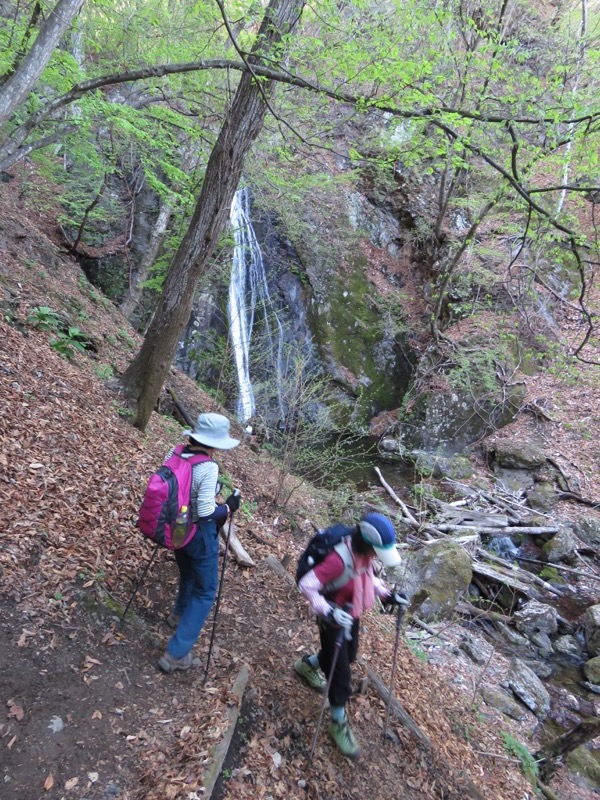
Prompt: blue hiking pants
<box><xmin>166</xmin><ymin>519</ymin><xmax>219</xmax><ymax>659</ymax></box>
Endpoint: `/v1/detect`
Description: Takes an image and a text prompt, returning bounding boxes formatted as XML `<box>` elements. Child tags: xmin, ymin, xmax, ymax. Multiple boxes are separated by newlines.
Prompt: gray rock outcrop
<box><xmin>574</xmin><ymin>517</ymin><xmax>600</xmax><ymax>548</ymax></box>
<box><xmin>585</xmin><ymin>605</ymin><xmax>600</xmax><ymax>657</ymax></box>
<box><xmin>489</xmin><ymin>439</ymin><xmax>547</xmax><ymax>470</ymax></box>
<box><xmin>507</xmin><ymin>658</ymin><xmax>551</xmax><ymax>717</ymax></box>
<box><xmin>479</xmin><ymin>685</ymin><xmax>528</xmax><ymax>721</ymax></box>
<box><xmin>514</xmin><ymin>600</ymin><xmax>558</xmax><ymax>639</ymax></box>
<box><xmin>541</xmin><ymin>528</ymin><xmax>578</xmax><ymax>564</ymax></box>
<box><xmin>584</xmin><ymin>656</ymin><xmax>600</xmax><ymax>684</ymax></box>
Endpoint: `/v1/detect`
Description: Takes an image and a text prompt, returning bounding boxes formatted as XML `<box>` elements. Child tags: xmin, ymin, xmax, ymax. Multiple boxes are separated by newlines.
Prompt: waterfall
<box><xmin>228</xmin><ymin>187</ymin><xmax>284</xmax><ymax>424</ymax></box>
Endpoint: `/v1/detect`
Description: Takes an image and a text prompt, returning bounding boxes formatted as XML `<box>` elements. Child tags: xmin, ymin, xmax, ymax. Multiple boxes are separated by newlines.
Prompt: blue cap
<box><xmin>359</xmin><ymin>513</ymin><xmax>401</xmax><ymax>567</ymax></box>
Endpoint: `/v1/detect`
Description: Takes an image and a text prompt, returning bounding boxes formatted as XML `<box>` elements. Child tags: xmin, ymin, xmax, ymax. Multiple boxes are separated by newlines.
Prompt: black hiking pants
<box><xmin>318</xmin><ymin>616</ymin><xmax>360</xmax><ymax>708</ymax></box>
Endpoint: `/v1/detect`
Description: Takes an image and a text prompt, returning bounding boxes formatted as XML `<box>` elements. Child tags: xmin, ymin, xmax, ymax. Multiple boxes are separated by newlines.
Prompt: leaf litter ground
<box><xmin>0</xmin><ymin>311</ymin><xmax>532</xmax><ymax>800</ymax></box>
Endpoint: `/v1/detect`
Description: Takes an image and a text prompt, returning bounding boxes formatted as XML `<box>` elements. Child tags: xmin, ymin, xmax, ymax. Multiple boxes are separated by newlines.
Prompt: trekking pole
<box><xmin>307</xmin><ymin>604</ymin><xmax>352</xmax><ymax>767</ymax></box>
<box><xmin>382</xmin><ymin>588</ymin><xmax>428</xmax><ymax>741</ymax></box>
<box><xmin>203</xmin><ymin>491</ymin><xmax>240</xmax><ymax>684</ymax></box>
<box><xmin>382</xmin><ymin>599</ymin><xmax>407</xmax><ymax>741</ymax></box>
<box><xmin>119</xmin><ymin>542</ymin><xmax>160</xmax><ymax>626</ymax></box>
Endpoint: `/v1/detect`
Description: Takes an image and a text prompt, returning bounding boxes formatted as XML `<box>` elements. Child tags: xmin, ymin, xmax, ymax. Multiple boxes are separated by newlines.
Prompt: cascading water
<box><xmin>228</xmin><ymin>187</ymin><xmax>285</xmax><ymax>424</ymax></box>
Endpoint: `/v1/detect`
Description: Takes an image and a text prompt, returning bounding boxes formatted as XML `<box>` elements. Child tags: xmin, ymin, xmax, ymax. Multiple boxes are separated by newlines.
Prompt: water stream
<box><xmin>228</xmin><ymin>187</ymin><xmax>285</xmax><ymax>424</ymax></box>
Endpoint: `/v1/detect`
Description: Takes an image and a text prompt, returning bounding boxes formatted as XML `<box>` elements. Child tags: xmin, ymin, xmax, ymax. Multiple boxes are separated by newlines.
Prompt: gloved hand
<box><xmin>330</xmin><ymin>605</ymin><xmax>353</xmax><ymax>631</ymax></box>
<box><xmin>386</xmin><ymin>589</ymin><xmax>408</xmax><ymax>608</ymax></box>
<box><xmin>225</xmin><ymin>490</ymin><xmax>241</xmax><ymax>513</ymax></box>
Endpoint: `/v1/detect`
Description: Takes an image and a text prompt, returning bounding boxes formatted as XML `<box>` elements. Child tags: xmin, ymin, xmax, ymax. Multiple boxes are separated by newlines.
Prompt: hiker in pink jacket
<box><xmin>295</xmin><ymin>513</ymin><xmax>405</xmax><ymax>759</ymax></box>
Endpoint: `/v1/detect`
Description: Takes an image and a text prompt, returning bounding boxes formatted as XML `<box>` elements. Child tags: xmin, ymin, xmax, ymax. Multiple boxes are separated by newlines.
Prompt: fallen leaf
<box><xmin>43</xmin><ymin>774</ymin><xmax>54</xmax><ymax>791</ymax></box>
<box><xmin>7</xmin><ymin>701</ymin><xmax>24</xmax><ymax>721</ymax></box>
<box><xmin>87</xmin><ymin>772</ymin><xmax>99</xmax><ymax>784</ymax></box>
<box><xmin>64</xmin><ymin>776</ymin><xmax>79</xmax><ymax>790</ymax></box>
<box><xmin>91</xmin><ymin>710</ymin><xmax>102</xmax><ymax>720</ymax></box>
<box><xmin>48</xmin><ymin>716</ymin><xmax>64</xmax><ymax>733</ymax></box>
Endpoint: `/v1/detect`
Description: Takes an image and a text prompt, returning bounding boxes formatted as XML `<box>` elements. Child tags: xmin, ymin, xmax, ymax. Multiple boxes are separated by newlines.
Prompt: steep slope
<box><xmin>0</xmin><ymin>168</ymin><xmax>540</xmax><ymax>799</ymax></box>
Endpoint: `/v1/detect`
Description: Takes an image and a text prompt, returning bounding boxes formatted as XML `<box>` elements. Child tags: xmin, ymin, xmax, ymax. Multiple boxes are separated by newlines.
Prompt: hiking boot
<box><xmin>157</xmin><ymin>651</ymin><xmax>200</xmax><ymax>674</ymax></box>
<box><xmin>166</xmin><ymin>612</ymin><xmax>180</xmax><ymax>629</ymax></box>
<box><xmin>328</xmin><ymin>719</ymin><xmax>361</xmax><ymax>760</ymax></box>
<box><xmin>294</xmin><ymin>655</ymin><xmax>327</xmax><ymax>693</ymax></box>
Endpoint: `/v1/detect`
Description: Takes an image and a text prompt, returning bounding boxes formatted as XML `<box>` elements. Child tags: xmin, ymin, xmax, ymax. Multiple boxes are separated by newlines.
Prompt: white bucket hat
<box><xmin>184</xmin><ymin>413</ymin><xmax>240</xmax><ymax>450</ymax></box>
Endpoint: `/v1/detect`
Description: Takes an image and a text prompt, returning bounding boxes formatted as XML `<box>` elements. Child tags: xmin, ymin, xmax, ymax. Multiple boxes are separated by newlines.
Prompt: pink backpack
<box><xmin>137</xmin><ymin>445</ymin><xmax>211</xmax><ymax>550</ymax></box>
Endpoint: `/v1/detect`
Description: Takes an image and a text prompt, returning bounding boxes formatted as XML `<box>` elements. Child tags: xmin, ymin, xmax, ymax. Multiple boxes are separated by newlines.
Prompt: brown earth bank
<box><xmin>1</xmin><ymin>168</ymin><xmax>598</xmax><ymax>800</ymax></box>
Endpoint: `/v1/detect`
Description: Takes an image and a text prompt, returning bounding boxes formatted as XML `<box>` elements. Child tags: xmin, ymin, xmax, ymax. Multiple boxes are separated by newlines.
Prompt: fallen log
<box><xmin>455</xmin><ymin>600</ymin><xmax>515</xmax><ymax>626</ymax></box>
<box><xmin>166</xmin><ymin>386</ymin><xmax>195</xmax><ymax>427</ymax></box>
<box><xmin>436</xmin><ymin>525</ymin><xmax>559</xmax><ymax>535</ymax></box>
<box><xmin>374</xmin><ymin>466</ymin><xmax>419</xmax><ymax>525</ymax></box>
<box><xmin>477</xmin><ymin>548</ymin><xmax>564</xmax><ymax>598</ymax></box>
<box><xmin>471</xmin><ymin>561</ymin><xmax>541</xmax><ymax>597</ymax></box>
<box><xmin>204</xmin><ymin>664</ymin><xmax>250</xmax><ymax>799</ymax></box>
<box><xmin>262</xmin><ymin>553</ymin><xmax>295</xmax><ymax>586</ymax></box>
<box><xmin>219</xmin><ymin>523</ymin><xmax>255</xmax><ymax>567</ymax></box>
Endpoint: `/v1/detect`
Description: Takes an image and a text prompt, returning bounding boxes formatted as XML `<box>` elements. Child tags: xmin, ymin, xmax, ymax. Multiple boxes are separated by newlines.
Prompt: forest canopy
<box><xmin>1</xmin><ymin>0</ymin><xmax>598</xmax><ymax>426</ymax></box>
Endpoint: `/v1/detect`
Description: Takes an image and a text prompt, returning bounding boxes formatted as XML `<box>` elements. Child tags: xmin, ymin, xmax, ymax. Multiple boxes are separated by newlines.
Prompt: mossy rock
<box><xmin>566</xmin><ymin>746</ymin><xmax>600</xmax><ymax>791</ymax></box>
<box><xmin>541</xmin><ymin>529</ymin><xmax>577</xmax><ymax>564</ymax></box>
<box><xmin>490</xmin><ymin>439</ymin><xmax>547</xmax><ymax>470</ymax></box>
<box><xmin>584</xmin><ymin>656</ymin><xmax>600</xmax><ymax>684</ymax></box>
<box><xmin>573</xmin><ymin>518</ymin><xmax>600</xmax><ymax>548</ymax></box>
<box><xmin>526</xmin><ymin>482</ymin><xmax>558</xmax><ymax>512</ymax></box>
<box><xmin>392</xmin><ymin>539</ymin><xmax>472</xmax><ymax>621</ymax></box>
<box><xmin>415</xmin><ymin>452</ymin><xmax>474</xmax><ymax>480</ymax></box>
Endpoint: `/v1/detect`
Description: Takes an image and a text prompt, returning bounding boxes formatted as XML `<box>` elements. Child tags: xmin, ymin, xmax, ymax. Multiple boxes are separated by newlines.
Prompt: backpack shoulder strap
<box><xmin>324</xmin><ymin>539</ymin><xmax>356</xmax><ymax>592</ymax></box>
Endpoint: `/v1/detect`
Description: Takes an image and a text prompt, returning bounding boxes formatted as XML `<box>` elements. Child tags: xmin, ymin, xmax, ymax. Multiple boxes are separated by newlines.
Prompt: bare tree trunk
<box><xmin>121</xmin><ymin>0</ymin><xmax>304</xmax><ymax>430</ymax></box>
<box><xmin>120</xmin><ymin>199</ymin><xmax>173</xmax><ymax>321</ymax></box>
<box><xmin>0</xmin><ymin>0</ymin><xmax>85</xmax><ymax>127</ymax></box>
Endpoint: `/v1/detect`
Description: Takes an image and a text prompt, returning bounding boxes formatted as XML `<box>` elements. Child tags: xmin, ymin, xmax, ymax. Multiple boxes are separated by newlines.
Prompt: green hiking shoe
<box><xmin>328</xmin><ymin>719</ymin><xmax>361</xmax><ymax>760</ymax></box>
<box><xmin>294</xmin><ymin>655</ymin><xmax>327</xmax><ymax>693</ymax></box>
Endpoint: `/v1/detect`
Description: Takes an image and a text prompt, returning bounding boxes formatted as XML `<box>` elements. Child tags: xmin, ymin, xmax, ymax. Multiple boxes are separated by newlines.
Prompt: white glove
<box><xmin>331</xmin><ymin>606</ymin><xmax>353</xmax><ymax>630</ymax></box>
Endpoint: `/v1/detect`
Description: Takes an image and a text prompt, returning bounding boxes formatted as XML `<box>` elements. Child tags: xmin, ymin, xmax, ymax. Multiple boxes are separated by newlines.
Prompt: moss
<box><xmin>539</xmin><ymin>566</ymin><xmax>560</xmax><ymax>582</ymax></box>
<box><xmin>307</xmin><ymin>255</ymin><xmax>413</xmax><ymax>423</ymax></box>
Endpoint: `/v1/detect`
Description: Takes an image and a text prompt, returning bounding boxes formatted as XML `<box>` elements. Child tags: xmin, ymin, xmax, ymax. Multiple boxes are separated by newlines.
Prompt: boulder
<box><xmin>493</xmin><ymin>621</ymin><xmax>530</xmax><ymax>649</ymax></box>
<box><xmin>521</xmin><ymin>658</ymin><xmax>553</xmax><ymax>679</ymax></box>
<box><xmin>514</xmin><ymin>600</ymin><xmax>558</xmax><ymax>638</ymax></box>
<box><xmin>573</xmin><ymin>517</ymin><xmax>600</xmax><ymax>549</ymax></box>
<box><xmin>530</xmin><ymin>631</ymin><xmax>553</xmax><ymax>657</ymax></box>
<box><xmin>507</xmin><ymin>658</ymin><xmax>551</xmax><ymax>717</ymax></box>
<box><xmin>489</xmin><ymin>438</ymin><xmax>547</xmax><ymax>470</ymax></box>
<box><xmin>415</xmin><ymin>452</ymin><xmax>474</xmax><ymax>480</ymax></box>
<box><xmin>392</xmin><ymin>539</ymin><xmax>472</xmax><ymax>621</ymax></box>
<box><xmin>396</xmin><ymin>338</ymin><xmax>526</xmax><ymax>455</ymax></box>
<box><xmin>584</xmin><ymin>656</ymin><xmax>600</xmax><ymax>684</ymax></box>
<box><xmin>541</xmin><ymin>528</ymin><xmax>578</xmax><ymax>564</ymax></box>
<box><xmin>526</xmin><ymin>482</ymin><xmax>558</xmax><ymax>512</ymax></box>
<box><xmin>459</xmin><ymin>633</ymin><xmax>494</xmax><ymax>665</ymax></box>
<box><xmin>493</xmin><ymin>467</ymin><xmax>534</xmax><ymax>495</ymax></box>
<box><xmin>566</xmin><ymin>746</ymin><xmax>600</xmax><ymax>792</ymax></box>
<box><xmin>553</xmin><ymin>635</ymin><xmax>584</xmax><ymax>660</ymax></box>
<box><xmin>584</xmin><ymin>605</ymin><xmax>600</xmax><ymax>656</ymax></box>
<box><xmin>479</xmin><ymin>685</ymin><xmax>528</xmax><ymax>721</ymax></box>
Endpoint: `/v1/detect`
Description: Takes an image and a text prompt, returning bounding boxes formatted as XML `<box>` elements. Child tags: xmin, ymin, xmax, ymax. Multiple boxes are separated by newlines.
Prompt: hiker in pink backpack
<box><xmin>158</xmin><ymin>413</ymin><xmax>240</xmax><ymax>674</ymax></box>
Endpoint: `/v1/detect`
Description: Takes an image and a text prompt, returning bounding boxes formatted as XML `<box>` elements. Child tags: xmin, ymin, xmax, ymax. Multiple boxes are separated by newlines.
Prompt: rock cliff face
<box><xmin>75</xmin><ymin>159</ymin><xmax>526</xmax><ymax>452</ymax></box>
